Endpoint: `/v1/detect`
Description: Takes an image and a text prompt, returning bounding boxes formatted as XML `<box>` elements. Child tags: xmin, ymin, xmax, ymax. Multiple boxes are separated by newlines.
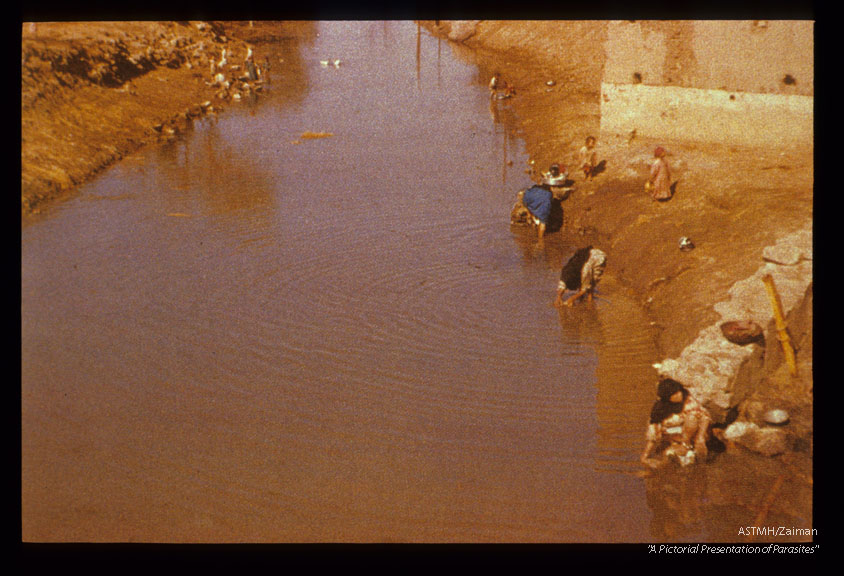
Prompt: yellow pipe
<box><xmin>762</xmin><ymin>274</ymin><xmax>798</xmax><ymax>377</ymax></box>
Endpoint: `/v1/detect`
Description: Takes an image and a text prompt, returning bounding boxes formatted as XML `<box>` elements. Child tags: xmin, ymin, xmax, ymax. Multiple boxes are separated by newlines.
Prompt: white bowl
<box><xmin>763</xmin><ymin>409</ymin><xmax>790</xmax><ymax>425</ymax></box>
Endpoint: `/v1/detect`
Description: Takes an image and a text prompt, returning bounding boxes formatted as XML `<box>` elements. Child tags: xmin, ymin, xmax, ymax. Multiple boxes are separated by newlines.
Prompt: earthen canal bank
<box><xmin>21</xmin><ymin>21</ymin><xmax>313</xmax><ymax>216</ymax></box>
<box><xmin>22</xmin><ymin>22</ymin><xmax>813</xmax><ymax>476</ymax></box>
<box><xmin>427</xmin><ymin>21</ymin><xmax>813</xmax><ymax>471</ymax></box>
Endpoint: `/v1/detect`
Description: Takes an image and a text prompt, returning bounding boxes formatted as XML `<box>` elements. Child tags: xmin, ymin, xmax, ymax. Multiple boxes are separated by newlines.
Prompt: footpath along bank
<box><xmin>427</xmin><ymin>21</ymin><xmax>814</xmax><ymax>470</ymax></box>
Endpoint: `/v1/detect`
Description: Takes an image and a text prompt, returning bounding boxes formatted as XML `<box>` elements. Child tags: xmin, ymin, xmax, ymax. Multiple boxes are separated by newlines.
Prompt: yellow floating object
<box><xmin>300</xmin><ymin>131</ymin><xmax>333</xmax><ymax>139</ymax></box>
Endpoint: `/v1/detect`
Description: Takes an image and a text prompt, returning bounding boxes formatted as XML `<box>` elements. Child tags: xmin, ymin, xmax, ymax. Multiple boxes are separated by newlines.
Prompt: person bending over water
<box><xmin>554</xmin><ymin>246</ymin><xmax>606</xmax><ymax>307</ymax></box>
<box><xmin>519</xmin><ymin>183</ymin><xmax>555</xmax><ymax>242</ymax></box>
<box><xmin>640</xmin><ymin>378</ymin><xmax>712</xmax><ymax>469</ymax></box>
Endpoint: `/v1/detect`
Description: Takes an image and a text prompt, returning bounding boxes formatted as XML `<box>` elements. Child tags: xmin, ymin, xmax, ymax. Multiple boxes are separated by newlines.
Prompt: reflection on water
<box><xmin>154</xmin><ymin>120</ymin><xmax>276</xmax><ymax>236</ymax></box>
<box><xmin>644</xmin><ymin>452</ymin><xmax>813</xmax><ymax>542</ymax></box>
<box><xmin>22</xmin><ymin>21</ymin><xmax>666</xmax><ymax>543</ymax></box>
<box><xmin>490</xmin><ymin>97</ymin><xmax>520</xmax><ymax>190</ymax></box>
<box><xmin>416</xmin><ymin>23</ymin><xmax>421</xmax><ymax>91</ymax></box>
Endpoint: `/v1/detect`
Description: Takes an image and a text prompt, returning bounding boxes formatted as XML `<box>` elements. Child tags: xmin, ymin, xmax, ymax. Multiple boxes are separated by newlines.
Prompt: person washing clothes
<box><xmin>554</xmin><ymin>245</ymin><xmax>606</xmax><ymax>307</ymax></box>
<box><xmin>640</xmin><ymin>378</ymin><xmax>712</xmax><ymax>468</ymax></box>
<box><xmin>510</xmin><ymin>164</ymin><xmax>566</xmax><ymax>240</ymax></box>
<box><xmin>520</xmin><ymin>183</ymin><xmax>555</xmax><ymax>241</ymax></box>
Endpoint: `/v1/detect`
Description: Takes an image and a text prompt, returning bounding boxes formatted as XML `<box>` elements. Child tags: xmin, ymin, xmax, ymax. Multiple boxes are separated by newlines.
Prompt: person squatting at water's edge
<box><xmin>641</xmin><ymin>378</ymin><xmax>713</xmax><ymax>469</ymax></box>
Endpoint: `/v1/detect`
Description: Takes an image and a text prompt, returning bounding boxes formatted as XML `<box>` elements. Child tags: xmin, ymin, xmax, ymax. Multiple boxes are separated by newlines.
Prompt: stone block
<box><xmin>723</xmin><ymin>421</ymin><xmax>789</xmax><ymax>456</ymax></box>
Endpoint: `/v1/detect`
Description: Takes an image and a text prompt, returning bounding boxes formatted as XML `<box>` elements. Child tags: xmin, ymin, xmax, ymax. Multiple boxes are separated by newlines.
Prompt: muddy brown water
<box><xmin>22</xmin><ymin>22</ymin><xmax>807</xmax><ymax>543</ymax></box>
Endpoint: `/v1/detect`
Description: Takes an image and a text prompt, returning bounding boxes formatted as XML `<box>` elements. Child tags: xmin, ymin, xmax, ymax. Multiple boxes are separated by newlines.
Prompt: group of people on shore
<box><xmin>499</xmin><ymin>74</ymin><xmax>701</xmax><ymax>467</ymax></box>
<box><xmin>540</xmin><ymin>197</ymin><xmax>706</xmax><ymax>469</ymax></box>
<box><xmin>510</xmin><ymin>132</ymin><xmax>676</xmax><ymax>309</ymax></box>
<box><xmin>509</xmin><ymin>134</ymin><xmax>610</xmax><ymax>309</ymax></box>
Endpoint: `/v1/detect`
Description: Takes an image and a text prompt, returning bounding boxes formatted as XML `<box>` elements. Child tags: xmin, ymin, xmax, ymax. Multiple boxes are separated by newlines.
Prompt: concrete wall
<box><xmin>600</xmin><ymin>20</ymin><xmax>813</xmax><ymax>147</ymax></box>
<box><xmin>599</xmin><ymin>82</ymin><xmax>813</xmax><ymax>147</ymax></box>
<box><xmin>656</xmin><ymin>225</ymin><xmax>813</xmax><ymax>423</ymax></box>
<box><xmin>603</xmin><ymin>21</ymin><xmax>813</xmax><ymax>96</ymax></box>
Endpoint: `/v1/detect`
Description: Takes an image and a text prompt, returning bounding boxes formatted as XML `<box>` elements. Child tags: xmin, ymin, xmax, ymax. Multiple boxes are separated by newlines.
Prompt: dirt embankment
<box><xmin>431</xmin><ymin>21</ymin><xmax>813</xmax><ymax>460</ymax></box>
<box><xmin>20</xmin><ymin>21</ymin><xmax>297</xmax><ymax>217</ymax></box>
